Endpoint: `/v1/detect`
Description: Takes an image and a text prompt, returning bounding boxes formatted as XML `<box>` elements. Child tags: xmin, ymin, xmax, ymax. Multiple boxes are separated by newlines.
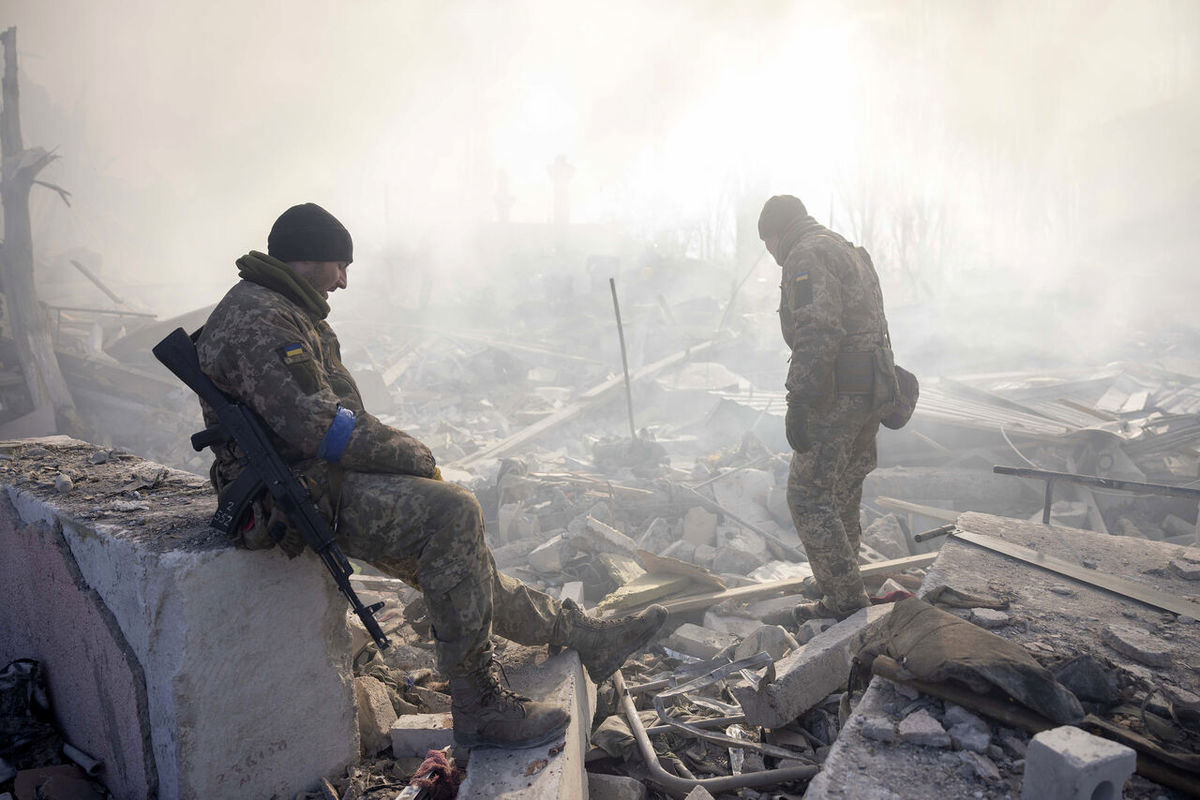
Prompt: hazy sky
<box><xmin>4</xmin><ymin>0</ymin><xmax>1199</xmax><ymax>356</ymax></box>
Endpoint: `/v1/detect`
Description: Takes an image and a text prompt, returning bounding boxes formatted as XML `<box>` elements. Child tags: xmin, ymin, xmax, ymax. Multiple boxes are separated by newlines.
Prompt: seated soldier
<box><xmin>194</xmin><ymin>202</ymin><xmax>667</xmax><ymax>749</ymax></box>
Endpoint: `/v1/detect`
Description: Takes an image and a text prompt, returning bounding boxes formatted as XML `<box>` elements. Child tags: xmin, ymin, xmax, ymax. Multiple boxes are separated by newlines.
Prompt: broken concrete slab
<box><xmin>1170</xmin><ymin>553</ymin><xmax>1200</xmax><ymax>580</ymax></box>
<box><xmin>969</xmin><ymin>607</ymin><xmax>1011</xmax><ymax>629</ymax></box>
<box><xmin>0</xmin><ymin>438</ymin><xmax>357</xmax><ymax>800</ymax></box>
<box><xmin>1100</xmin><ymin>624</ymin><xmax>1174</xmax><ymax>667</ymax></box>
<box><xmin>808</xmin><ymin>512</ymin><xmax>1200</xmax><ymax>797</ymax></box>
<box><xmin>457</xmin><ymin>650</ymin><xmax>595</xmax><ymax>800</ymax></box>
<box><xmin>863</xmin><ymin>513</ymin><xmax>910</xmax><ymax>559</ymax></box>
<box><xmin>731</xmin><ymin>604</ymin><xmax>892</xmax><ymax>728</ymax></box>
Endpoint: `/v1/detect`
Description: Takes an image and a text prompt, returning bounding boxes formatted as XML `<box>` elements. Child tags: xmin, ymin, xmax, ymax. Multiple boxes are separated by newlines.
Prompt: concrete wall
<box><xmin>0</xmin><ymin>436</ymin><xmax>357</xmax><ymax>799</ymax></box>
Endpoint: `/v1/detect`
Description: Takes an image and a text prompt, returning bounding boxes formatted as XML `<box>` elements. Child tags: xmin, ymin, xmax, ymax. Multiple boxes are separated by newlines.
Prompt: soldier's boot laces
<box><xmin>556</xmin><ymin>598</ymin><xmax>668</xmax><ymax>682</ymax></box>
<box><xmin>449</xmin><ymin>660</ymin><xmax>569</xmax><ymax>750</ymax></box>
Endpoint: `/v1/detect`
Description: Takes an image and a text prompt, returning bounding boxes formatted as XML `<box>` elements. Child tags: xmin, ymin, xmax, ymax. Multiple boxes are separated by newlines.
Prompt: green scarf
<box><xmin>236</xmin><ymin>250</ymin><xmax>330</xmax><ymax>319</ymax></box>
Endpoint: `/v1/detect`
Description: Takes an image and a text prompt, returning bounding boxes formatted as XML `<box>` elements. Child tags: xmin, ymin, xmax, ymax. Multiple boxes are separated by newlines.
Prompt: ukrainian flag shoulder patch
<box><xmin>279</xmin><ymin>342</ymin><xmax>309</xmax><ymax>364</ymax></box>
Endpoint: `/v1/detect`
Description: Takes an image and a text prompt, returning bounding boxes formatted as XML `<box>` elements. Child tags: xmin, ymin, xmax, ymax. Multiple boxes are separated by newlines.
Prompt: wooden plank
<box><xmin>875</xmin><ymin>496</ymin><xmax>961</xmax><ymax>523</ymax></box>
<box><xmin>597</xmin><ymin>573</ymin><xmax>695</xmax><ymax>615</ymax></box>
<box><xmin>656</xmin><ymin>553</ymin><xmax>938</xmax><ymax>615</ymax></box>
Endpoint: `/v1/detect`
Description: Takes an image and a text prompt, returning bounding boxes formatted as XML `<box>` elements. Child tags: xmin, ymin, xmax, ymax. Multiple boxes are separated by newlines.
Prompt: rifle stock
<box><xmin>153</xmin><ymin>327</ymin><xmax>390</xmax><ymax>649</ymax></box>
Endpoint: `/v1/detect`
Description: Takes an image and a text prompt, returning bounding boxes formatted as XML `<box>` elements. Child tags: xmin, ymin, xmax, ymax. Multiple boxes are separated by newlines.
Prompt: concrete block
<box><xmin>1021</xmin><ymin>725</ymin><xmax>1135</xmax><ymax>800</ymax></box>
<box><xmin>559</xmin><ymin>581</ymin><xmax>585</xmax><ymax>605</ymax></box>
<box><xmin>389</xmin><ymin>713</ymin><xmax>454</xmax><ymax>758</ymax></box>
<box><xmin>684</xmin><ymin>786</ymin><xmax>716</xmax><ymax>800</ymax></box>
<box><xmin>958</xmin><ymin>751</ymin><xmax>1001</xmax><ymax>782</ymax></box>
<box><xmin>733</xmin><ymin>624</ymin><xmax>799</xmax><ymax>662</ymax></box>
<box><xmin>457</xmin><ymin>650</ymin><xmax>595</xmax><ymax>800</ymax></box>
<box><xmin>664</xmin><ymin>623</ymin><xmax>738</xmax><ymax>660</ymax></box>
<box><xmin>587</xmin><ymin>772</ymin><xmax>648</xmax><ymax>800</ymax></box>
<box><xmin>1101</xmin><ymin>624</ymin><xmax>1174</xmax><ymax>667</ymax></box>
<box><xmin>731</xmin><ymin>604</ymin><xmax>892</xmax><ymax>728</ymax></box>
<box><xmin>682</xmin><ymin>506</ymin><xmax>718</xmax><ymax>547</ymax></box>
<box><xmin>356</xmin><ymin>676</ymin><xmax>399</xmax><ymax>756</ymax></box>
<box><xmin>529</xmin><ymin>534</ymin><xmax>566</xmax><ymax>573</ymax></box>
<box><xmin>0</xmin><ymin>438</ymin><xmax>357</xmax><ymax>800</ymax></box>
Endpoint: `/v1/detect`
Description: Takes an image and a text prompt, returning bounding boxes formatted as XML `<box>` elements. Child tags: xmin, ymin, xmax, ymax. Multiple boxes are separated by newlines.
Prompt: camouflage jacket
<box><xmin>195</xmin><ymin>257</ymin><xmax>435</xmax><ymax>488</ymax></box>
<box><xmin>777</xmin><ymin>216</ymin><xmax>891</xmax><ymax>404</ymax></box>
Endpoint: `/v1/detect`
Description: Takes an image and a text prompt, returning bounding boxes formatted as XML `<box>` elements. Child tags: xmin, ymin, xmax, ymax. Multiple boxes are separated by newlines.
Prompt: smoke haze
<box><xmin>6</xmin><ymin>0</ymin><xmax>1200</xmax><ymax>372</ymax></box>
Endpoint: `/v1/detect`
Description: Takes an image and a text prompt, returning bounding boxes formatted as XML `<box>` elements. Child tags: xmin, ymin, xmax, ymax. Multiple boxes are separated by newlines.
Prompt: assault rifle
<box><xmin>152</xmin><ymin>327</ymin><xmax>390</xmax><ymax>649</ymax></box>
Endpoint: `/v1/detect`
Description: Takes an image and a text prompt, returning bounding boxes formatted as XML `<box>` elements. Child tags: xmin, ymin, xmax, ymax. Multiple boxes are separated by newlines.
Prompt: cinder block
<box><xmin>389</xmin><ymin>713</ymin><xmax>454</xmax><ymax>758</ymax></box>
<box><xmin>1021</xmin><ymin>725</ymin><xmax>1135</xmax><ymax>800</ymax></box>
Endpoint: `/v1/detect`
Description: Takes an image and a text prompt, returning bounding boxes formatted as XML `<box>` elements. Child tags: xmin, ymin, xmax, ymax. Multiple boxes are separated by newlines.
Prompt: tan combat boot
<box><xmin>554</xmin><ymin>599</ymin><xmax>668</xmax><ymax>682</ymax></box>
<box><xmin>449</xmin><ymin>659</ymin><xmax>570</xmax><ymax>749</ymax></box>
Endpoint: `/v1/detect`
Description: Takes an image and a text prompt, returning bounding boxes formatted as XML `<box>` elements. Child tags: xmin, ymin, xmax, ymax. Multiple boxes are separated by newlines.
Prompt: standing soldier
<box><xmin>194</xmin><ymin>203</ymin><xmax>667</xmax><ymax>749</ymax></box>
<box><xmin>758</xmin><ymin>195</ymin><xmax>904</xmax><ymax>621</ymax></box>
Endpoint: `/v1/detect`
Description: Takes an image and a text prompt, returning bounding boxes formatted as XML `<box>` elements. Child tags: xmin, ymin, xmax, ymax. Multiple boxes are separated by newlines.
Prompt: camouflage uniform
<box><xmin>196</xmin><ymin>254</ymin><xmax>563</xmax><ymax>677</ymax></box>
<box><xmin>776</xmin><ymin>217</ymin><xmax>897</xmax><ymax>616</ymax></box>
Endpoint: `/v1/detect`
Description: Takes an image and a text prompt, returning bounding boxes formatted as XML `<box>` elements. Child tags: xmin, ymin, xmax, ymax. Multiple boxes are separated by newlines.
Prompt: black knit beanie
<box><xmin>267</xmin><ymin>203</ymin><xmax>354</xmax><ymax>263</ymax></box>
<box><xmin>757</xmin><ymin>195</ymin><xmax>808</xmax><ymax>240</ymax></box>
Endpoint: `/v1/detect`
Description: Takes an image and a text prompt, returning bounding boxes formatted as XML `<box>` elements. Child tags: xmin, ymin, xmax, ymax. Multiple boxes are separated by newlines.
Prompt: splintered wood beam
<box><xmin>656</xmin><ymin>553</ymin><xmax>938</xmax><ymax>616</ymax></box>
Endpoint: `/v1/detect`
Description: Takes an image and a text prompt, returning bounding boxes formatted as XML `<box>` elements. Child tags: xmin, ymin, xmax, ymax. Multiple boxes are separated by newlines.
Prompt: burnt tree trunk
<box><xmin>0</xmin><ymin>26</ymin><xmax>82</xmax><ymax>435</ymax></box>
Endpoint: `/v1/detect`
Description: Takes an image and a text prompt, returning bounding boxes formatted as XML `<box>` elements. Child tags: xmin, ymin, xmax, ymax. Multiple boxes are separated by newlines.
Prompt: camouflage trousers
<box><xmin>787</xmin><ymin>394</ymin><xmax>880</xmax><ymax>615</ymax></box>
<box><xmin>332</xmin><ymin>471</ymin><xmax>562</xmax><ymax>677</ymax></box>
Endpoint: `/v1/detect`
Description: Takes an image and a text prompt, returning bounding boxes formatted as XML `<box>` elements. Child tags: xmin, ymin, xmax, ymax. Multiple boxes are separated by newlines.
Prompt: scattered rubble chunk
<box><xmin>733</xmin><ymin>624</ymin><xmax>798</xmax><ymax>661</ymax></box>
<box><xmin>794</xmin><ymin>618</ymin><xmax>837</xmax><ymax>645</ymax></box>
<box><xmin>957</xmin><ymin>750</ymin><xmax>1001</xmax><ymax>782</ymax></box>
<box><xmin>682</xmin><ymin>506</ymin><xmax>718</xmax><ymax>547</ymax></box>
<box><xmin>1053</xmin><ymin>655</ymin><xmax>1119</xmax><ymax>705</ymax></box>
<box><xmin>1100</xmin><ymin>623</ymin><xmax>1175</xmax><ymax>667</ymax></box>
<box><xmin>860</xmin><ymin>716</ymin><xmax>896</xmax><ymax>743</ymax></box>
<box><xmin>897</xmin><ymin>709</ymin><xmax>950</xmax><ymax>748</ymax></box>
<box><xmin>1170</xmin><ymin>554</ymin><xmax>1200</xmax><ymax>581</ymax></box>
<box><xmin>587</xmin><ymin>772</ymin><xmax>647</xmax><ymax>800</ymax></box>
<box><xmin>664</xmin><ymin>623</ymin><xmax>738</xmax><ymax>660</ymax></box>
<box><xmin>54</xmin><ymin>473</ymin><xmax>72</xmax><ymax>493</ymax></box>
<box><xmin>1048</xmin><ymin>585</ymin><xmax>1075</xmax><ymax>596</ymax></box>
<box><xmin>863</xmin><ymin>514</ymin><xmax>910</xmax><ymax>560</ymax></box>
<box><xmin>968</xmin><ymin>608</ymin><xmax>1010</xmax><ymax>629</ymax></box>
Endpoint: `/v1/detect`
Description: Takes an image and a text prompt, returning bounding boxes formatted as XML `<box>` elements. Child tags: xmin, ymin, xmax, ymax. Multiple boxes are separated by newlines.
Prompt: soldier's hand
<box><xmin>267</xmin><ymin>504</ymin><xmax>306</xmax><ymax>558</ymax></box>
<box><xmin>785</xmin><ymin>403</ymin><xmax>813</xmax><ymax>454</ymax></box>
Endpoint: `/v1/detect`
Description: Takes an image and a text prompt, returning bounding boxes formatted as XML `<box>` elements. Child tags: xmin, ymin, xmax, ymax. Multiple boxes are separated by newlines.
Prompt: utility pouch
<box><xmin>872</xmin><ymin>346</ymin><xmax>899</xmax><ymax>413</ymax></box>
<box><xmin>834</xmin><ymin>351</ymin><xmax>875</xmax><ymax>395</ymax></box>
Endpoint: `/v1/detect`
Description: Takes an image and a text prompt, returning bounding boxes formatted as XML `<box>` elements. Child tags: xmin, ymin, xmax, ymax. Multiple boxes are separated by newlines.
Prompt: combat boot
<box><xmin>449</xmin><ymin>659</ymin><xmax>570</xmax><ymax>749</ymax></box>
<box><xmin>554</xmin><ymin>598</ymin><xmax>668</xmax><ymax>682</ymax></box>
